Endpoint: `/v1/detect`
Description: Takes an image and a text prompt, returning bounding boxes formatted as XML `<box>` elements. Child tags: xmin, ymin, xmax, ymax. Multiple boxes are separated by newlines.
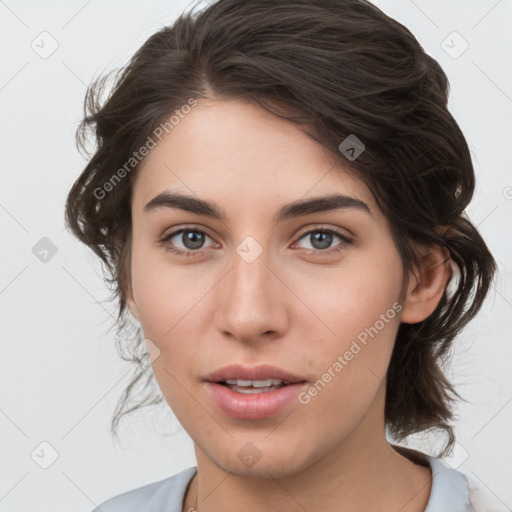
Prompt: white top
<box><xmin>90</xmin><ymin>450</ymin><xmax>499</xmax><ymax>512</ymax></box>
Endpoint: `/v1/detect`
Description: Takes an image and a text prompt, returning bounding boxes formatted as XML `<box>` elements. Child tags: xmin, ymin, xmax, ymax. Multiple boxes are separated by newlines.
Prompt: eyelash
<box><xmin>159</xmin><ymin>226</ymin><xmax>352</xmax><ymax>258</ymax></box>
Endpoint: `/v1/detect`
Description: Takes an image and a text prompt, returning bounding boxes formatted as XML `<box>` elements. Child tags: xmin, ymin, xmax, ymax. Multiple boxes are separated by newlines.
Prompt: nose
<box><xmin>214</xmin><ymin>246</ymin><xmax>289</xmax><ymax>345</ymax></box>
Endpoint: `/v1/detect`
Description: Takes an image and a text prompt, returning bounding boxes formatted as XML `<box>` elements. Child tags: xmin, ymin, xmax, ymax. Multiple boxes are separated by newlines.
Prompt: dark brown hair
<box><xmin>65</xmin><ymin>0</ymin><xmax>497</xmax><ymax>456</ymax></box>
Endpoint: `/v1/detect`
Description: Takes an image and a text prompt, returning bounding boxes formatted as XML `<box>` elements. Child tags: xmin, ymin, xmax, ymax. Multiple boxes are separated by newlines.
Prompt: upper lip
<box><xmin>204</xmin><ymin>364</ymin><xmax>306</xmax><ymax>383</ymax></box>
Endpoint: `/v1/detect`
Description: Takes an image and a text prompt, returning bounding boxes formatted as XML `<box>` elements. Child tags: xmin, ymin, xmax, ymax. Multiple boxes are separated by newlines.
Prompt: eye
<box><xmin>294</xmin><ymin>228</ymin><xmax>352</xmax><ymax>255</ymax></box>
<box><xmin>160</xmin><ymin>228</ymin><xmax>216</xmax><ymax>257</ymax></box>
<box><xmin>159</xmin><ymin>226</ymin><xmax>352</xmax><ymax>258</ymax></box>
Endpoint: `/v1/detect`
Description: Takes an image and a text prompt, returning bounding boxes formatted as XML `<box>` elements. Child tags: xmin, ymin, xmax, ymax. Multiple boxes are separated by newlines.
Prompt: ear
<box><xmin>400</xmin><ymin>244</ymin><xmax>453</xmax><ymax>324</ymax></box>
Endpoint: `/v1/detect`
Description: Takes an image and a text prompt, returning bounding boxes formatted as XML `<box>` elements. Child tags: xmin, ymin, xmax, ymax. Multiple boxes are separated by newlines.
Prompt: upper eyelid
<box><xmin>292</xmin><ymin>228</ymin><xmax>352</xmax><ymax>249</ymax></box>
<box><xmin>161</xmin><ymin>226</ymin><xmax>216</xmax><ymax>243</ymax></box>
<box><xmin>162</xmin><ymin>225</ymin><xmax>351</xmax><ymax>248</ymax></box>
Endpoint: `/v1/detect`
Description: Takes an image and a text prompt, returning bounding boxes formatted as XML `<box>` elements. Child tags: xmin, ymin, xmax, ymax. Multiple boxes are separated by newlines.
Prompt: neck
<box><xmin>183</xmin><ymin>388</ymin><xmax>432</xmax><ymax>512</ymax></box>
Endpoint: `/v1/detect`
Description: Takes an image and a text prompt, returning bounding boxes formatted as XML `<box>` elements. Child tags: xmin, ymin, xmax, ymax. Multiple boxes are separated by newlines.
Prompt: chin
<box><xmin>209</xmin><ymin>443</ymin><xmax>314</xmax><ymax>480</ymax></box>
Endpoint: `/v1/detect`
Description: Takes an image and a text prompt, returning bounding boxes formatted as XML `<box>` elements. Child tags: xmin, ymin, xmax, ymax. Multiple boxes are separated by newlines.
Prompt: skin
<box><xmin>126</xmin><ymin>97</ymin><xmax>452</xmax><ymax>512</ymax></box>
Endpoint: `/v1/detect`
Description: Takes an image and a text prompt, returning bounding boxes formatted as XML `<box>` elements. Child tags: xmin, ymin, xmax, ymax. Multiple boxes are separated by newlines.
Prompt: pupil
<box><xmin>312</xmin><ymin>232</ymin><xmax>332</xmax><ymax>250</ymax></box>
<box><xmin>183</xmin><ymin>230</ymin><xmax>204</xmax><ymax>249</ymax></box>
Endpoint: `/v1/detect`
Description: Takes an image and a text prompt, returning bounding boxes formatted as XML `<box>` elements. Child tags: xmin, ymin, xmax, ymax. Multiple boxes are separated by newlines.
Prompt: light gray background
<box><xmin>1</xmin><ymin>1</ymin><xmax>511</xmax><ymax>511</ymax></box>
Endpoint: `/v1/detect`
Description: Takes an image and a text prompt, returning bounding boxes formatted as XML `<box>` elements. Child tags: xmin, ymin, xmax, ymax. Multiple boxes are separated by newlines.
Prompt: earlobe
<box><xmin>400</xmin><ymin>245</ymin><xmax>452</xmax><ymax>324</ymax></box>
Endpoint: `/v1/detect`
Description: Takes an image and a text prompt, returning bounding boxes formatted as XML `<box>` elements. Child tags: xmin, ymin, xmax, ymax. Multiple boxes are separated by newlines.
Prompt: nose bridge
<box><xmin>214</xmin><ymin>239</ymin><xmax>286</xmax><ymax>341</ymax></box>
<box><xmin>231</xmin><ymin>245</ymin><xmax>270</xmax><ymax>302</ymax></box>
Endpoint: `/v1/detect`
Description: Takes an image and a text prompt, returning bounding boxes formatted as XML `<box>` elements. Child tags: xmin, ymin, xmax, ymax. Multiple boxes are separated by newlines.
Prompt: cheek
<box><xmin>130</xmin><ymin>244</ymin><xmax>205</xmax><ymax>338</ymax></box>
<box><xmin>300</xmin><ymin>250</ymin><xmax>403</xmax><ymax>385</ymax></box>
<box><xmin>297</xmin><ymin>287</ymin><xmax>400</xmax><ymax>435</ymax></box>
<box><xmin>302</xmin><ymin>252</ymin><xmax>402</xmax><ymax>335</ymax></box>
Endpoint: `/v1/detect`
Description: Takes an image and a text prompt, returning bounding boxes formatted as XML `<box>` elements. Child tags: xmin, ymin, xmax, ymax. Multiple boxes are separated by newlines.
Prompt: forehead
<box><xmin>131</xmin><ymin>97</ymin><xmax>378</xmax><ymax>217</ymax></box>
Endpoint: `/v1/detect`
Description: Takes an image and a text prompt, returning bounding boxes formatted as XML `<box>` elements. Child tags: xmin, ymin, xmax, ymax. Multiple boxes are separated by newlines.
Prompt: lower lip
<box><xmin>205</xmin><ymin>382</ymin><xmax>307</xmax><ymax>420</ymax></box>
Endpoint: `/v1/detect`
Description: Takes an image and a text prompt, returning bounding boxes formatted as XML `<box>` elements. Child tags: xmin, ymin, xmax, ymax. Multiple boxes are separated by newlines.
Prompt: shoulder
<box><xmin>392</xmin><ymin>444</ymin><xmax>505</xmax><ymax>512</ymax></box>
<box><xmin>90</xmin><ymin>466</ymin><xmax>197</xmax><ymax>512</ymax></box>
<box><xmin>423</xmin><ymin>453</ymin><xmax>506</xmax><ymax>512</ymax></box>
<box><xmin>424</xmin><ymin>455</ymin><xmax>474</xmax><ymax>511</ymax></box>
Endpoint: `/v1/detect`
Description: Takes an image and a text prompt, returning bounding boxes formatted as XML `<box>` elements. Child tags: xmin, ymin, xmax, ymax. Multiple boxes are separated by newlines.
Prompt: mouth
<box><xmin>204</xmin><ymin>363</ymin><xmax>307</xmax><ymax>387</ymax></box>
<box><xmin>203</xmin><ymin>364</ymin><xmax>308</xmax><ymax>419</ymax></box>
<box><xmin>217</xmin><ymin>378</ymin><xmax>304</xmax><ymax>394</ymax></box>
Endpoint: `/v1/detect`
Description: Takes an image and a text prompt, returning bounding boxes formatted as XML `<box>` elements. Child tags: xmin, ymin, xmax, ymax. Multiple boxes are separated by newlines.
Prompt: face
<box><xmin>126</xmin><ymin>97</ymin><xmax>422</xmax><ymax>478</ymax></box>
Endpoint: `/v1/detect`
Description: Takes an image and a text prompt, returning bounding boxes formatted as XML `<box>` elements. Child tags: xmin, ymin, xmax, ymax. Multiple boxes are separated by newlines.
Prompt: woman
<box><xmin>65</xmin><ymin>0</ymin><xmax>500</xmax><ymax>510</ymax></box>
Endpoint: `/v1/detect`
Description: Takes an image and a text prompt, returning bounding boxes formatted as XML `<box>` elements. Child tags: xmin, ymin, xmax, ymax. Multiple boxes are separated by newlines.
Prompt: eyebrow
<box><xmin>144</xmin><ymin>191</ymin><xmax>371</xmax><ymax>221</ymax></box>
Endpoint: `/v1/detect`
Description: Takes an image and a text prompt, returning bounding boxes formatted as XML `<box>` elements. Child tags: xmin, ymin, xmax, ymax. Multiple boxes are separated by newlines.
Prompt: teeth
<box><xmin>224</xmin><ymin>378</ymin><xmax>287</xmax><ymax>387</ymax></box>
